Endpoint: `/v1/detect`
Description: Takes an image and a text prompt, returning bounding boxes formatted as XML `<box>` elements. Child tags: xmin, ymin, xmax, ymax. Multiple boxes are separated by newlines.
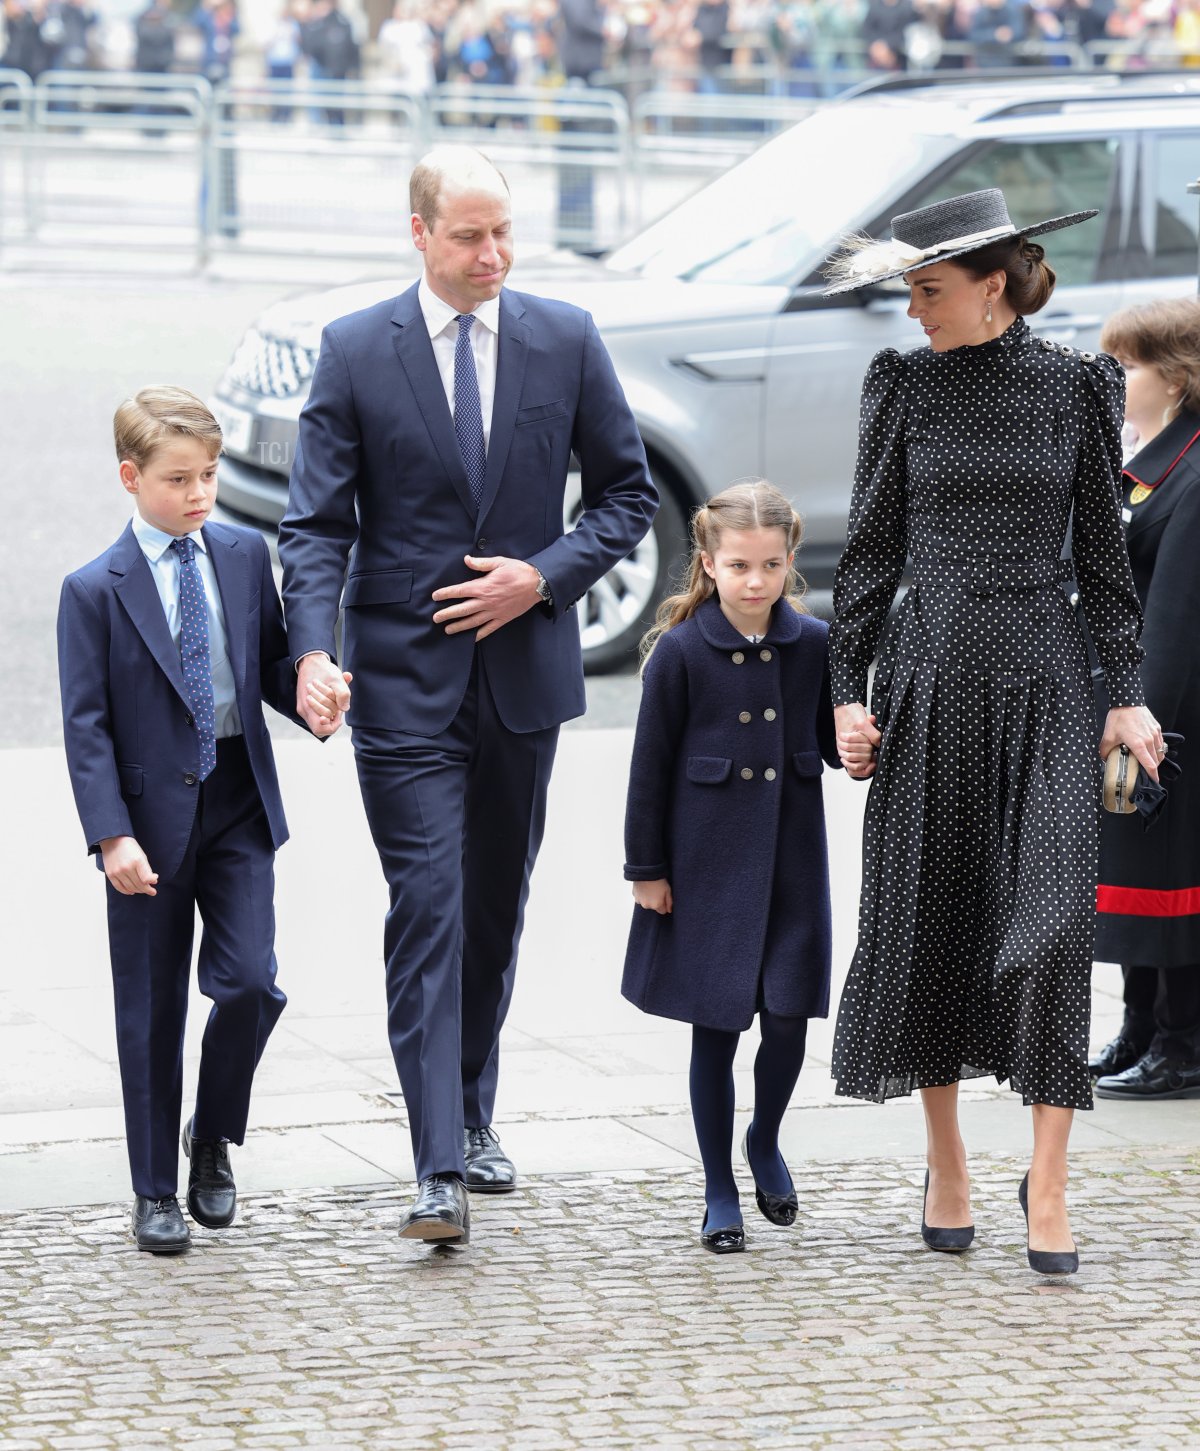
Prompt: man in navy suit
<box><xmin>279</xmin><ymin>146</ymin><xmax>657</xmax><ymax>1245</ymax></box>
<box><xmin>58</xmin><ymin>387</ymin><xmax>336</xmax><ymax>1253</ymax></box>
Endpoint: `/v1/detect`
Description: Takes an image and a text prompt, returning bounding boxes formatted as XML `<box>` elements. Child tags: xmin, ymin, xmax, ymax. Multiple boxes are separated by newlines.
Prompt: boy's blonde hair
<box><xmin>1100</xmin><ymin>297</ymin><xmax>1200</xmax><ymax>415</ymax></box>
<box><xmin>114</xmin><ymin>386</ymin><xmax>223</xmax><ymax>470</ymax></box>
<box><xmin>640</xmin><ymin>479</ymin><xmax>807</xmax><ymax>667</ymax></box>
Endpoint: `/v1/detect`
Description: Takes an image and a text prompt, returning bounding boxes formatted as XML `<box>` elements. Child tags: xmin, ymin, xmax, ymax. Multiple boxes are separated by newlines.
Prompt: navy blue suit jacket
<box><xmin>278</xmin><ymin>282</ymin><xmax>658</xmax><ymax>735</ymax></box>
<box><xmin>58</xmin><ymin>519</ymin><xmax>302</xmax><ymax>883</ymax></box>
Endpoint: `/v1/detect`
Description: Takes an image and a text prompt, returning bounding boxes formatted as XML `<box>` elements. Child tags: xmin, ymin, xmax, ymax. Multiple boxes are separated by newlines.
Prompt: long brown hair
<box><xmin>640</xmin><ymin>479</ymin><xmax>807</xmax><ymax>667</ymax></box>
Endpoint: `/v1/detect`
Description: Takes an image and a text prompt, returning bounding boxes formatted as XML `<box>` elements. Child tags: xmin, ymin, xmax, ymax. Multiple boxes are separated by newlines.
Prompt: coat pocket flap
<box><xmin>342</xmin><ymin>569</ymin><xmax>414</xmax><ymax>608</ymax></box>
<box><xmin>792</xmin><ymin>750</ymin><xmax>823</xmax><ymax>778</ymax></box>
<box><xmin>686</xmin><ymin>755</ymin><xmax>732</xmax><ymax>785</ymax></box>
<box><xmin>118</xmin><ymin>765</ymin><xmax>144</xmax><ymax>797</ymax></box>
<box><xmin>516</xmin><ymin>399</ymin><xmax>567</xmax><ymax>426</ymax></box>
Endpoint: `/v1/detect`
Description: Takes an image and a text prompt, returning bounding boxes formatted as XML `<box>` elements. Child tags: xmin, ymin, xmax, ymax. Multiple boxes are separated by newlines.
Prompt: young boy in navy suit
<box><xmin>57</xmin><ymin>387</ymin><xmax>347</xmax><ymax>1253</ymax></box>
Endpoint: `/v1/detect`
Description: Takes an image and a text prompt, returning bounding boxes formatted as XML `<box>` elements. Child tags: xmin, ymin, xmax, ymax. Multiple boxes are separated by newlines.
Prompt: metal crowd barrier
<box><xmin>0</xmin><ymin>68</ymin><xmax>34</xmax><ymax>249</ymax></box>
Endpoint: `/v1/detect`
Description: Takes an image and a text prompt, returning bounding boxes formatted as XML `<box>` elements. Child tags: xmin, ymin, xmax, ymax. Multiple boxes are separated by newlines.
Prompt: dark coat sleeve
<box><xmin>254</xmin><ymin>533</ymin><xmax>312</xmax><ymax>732</ymax></box>
<box><xmin>1073</xmin><ymin>353</ymin><xmax>1145</xmax><ymax>708</ymax></box>
<box><xmin>816</xmin><ymin>648</ymin><xmax>841</xmax><ymax>770</ymax></box>
<box><xmin>57</xmin><ymin>574</ymin><xmax>132</xmax><ymax>854</ymax></box>
<box><xmin>1139</xmin><ymin>469</ymin><xmax>1200</xmax><ymax>732</ymax></box>
<box><xmin>528</xmin><ymin>313</ymin><xmax>658</xmax><ymax>618</ymax></box>
<box><xmin>623</xmin><ymin>633</ymin><xmax>688</xmax><ymax>881</ymax></box>
<box><xmin>278</xmin><ymin>324</ymin><xmax>362</xmax><ymax>665</ymax></box>
<box><xmin>828</xmin><ymin>348</ymin><xmax>909</xmax><ymax>707</ymax></box>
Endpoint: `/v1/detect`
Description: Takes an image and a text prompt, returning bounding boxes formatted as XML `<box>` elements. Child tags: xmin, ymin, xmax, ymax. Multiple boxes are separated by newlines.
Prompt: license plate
<box><xmin>211</xmin><ymin>400</ymin><xmax>254</xmax><ymax>457</ymax></box>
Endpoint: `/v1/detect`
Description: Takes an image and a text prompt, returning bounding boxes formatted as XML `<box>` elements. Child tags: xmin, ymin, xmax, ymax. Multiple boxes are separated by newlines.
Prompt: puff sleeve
<box><xmin>1072</xmin><ymin>352</ymin><xmax>1145</xmax><ymax>709</ymax></box>
<box><xmin>828</xmin><ymin>348</ymin><xmax>910</xmax><ymax>707</ymax></box>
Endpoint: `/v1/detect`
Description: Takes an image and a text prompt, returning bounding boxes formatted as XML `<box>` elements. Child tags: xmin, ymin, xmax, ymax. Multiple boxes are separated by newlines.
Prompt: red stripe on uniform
<box><xmin>1097</xmin><ymin>884</ymin><xmax>1200</xmax><ymax>917</ymax></box>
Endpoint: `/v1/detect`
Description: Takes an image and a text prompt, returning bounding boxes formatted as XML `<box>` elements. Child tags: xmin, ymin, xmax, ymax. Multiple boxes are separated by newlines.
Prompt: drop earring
<box><xmin>985</xmin><ymin>299</ymin><xmax>993</xmax><ymax>325</ymax></box>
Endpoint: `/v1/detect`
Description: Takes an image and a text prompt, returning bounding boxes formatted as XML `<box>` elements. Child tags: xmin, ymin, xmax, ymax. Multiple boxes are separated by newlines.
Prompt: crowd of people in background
<box><xmin>3</xmin><ymin>0</ymin><xmax>1199</xmax><ymax>95</ymax></box>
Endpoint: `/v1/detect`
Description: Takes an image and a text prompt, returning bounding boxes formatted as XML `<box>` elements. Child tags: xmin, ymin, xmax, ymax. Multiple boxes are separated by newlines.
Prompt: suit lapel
<box><xmin>390</xmin><ymin>284</ymin><xmax>478</xmax><ymax>523</ymax></box>
<box><xmin>476</xmin><ymin>291</ymin><xmax>530</xmax><ymax>529</ymax></box>
<box><xmin>111</xmin><ymin>524</ymin><xmax>191</xmax><ymax>708</ymax></box>
<box><xmin>205</xmin><ymin>523</ymin><xmax>248</xmax><ymax>695</ymax></box>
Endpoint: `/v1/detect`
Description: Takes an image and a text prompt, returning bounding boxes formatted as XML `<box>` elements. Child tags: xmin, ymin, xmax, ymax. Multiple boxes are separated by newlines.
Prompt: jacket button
<box><xmin>764</xmin><ymin>767</ymin><xmax>777</xmax><ymax>781</ymax></box>
<box><xmin>759</xmin><ymin>648</ymin><xmax>773</xmax><ymax>662</ymax></box>
<box><xmin>184</xmin><ymin>712</ymin><xmax>194</xmax><ymax>727</ymax></box>
<box><xmin>731</xmin><ymin>651</ymin><xmax>745</xmax><ymax>664</ymax></box>
<box><xmin>740</xmin><ymin>767</ymin><xmax>754</xmax><ymax>781</ymax></box>
<box><xmin>763</xmin><ymin>708</ymin><xmax>776</xmax><ymax>721</ymax></box>
<box><xmin>738</xmin><ymin>711</ymin><xmax>751</xmax><ymax>724</ymax></box>
<box><xmin>183</xmin><ymin>773</ymin><xmax>197</xmax><ymax>786</ymax></box>
<box><xmin>477</xmin><ymin>537</ymin><xmax>488</xmax><ymax>550</ymax></box>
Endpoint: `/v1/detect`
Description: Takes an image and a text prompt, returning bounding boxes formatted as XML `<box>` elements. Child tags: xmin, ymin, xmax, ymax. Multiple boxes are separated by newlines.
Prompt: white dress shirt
<box><xmin>418</xmin><ymin>275</ymin><xmax>499</xmax><ymax>451</ymax></box>
<box><xmin>132</xmin><ymin>512</ymin><xmax>243</xmax><ymax>738</ymax></box>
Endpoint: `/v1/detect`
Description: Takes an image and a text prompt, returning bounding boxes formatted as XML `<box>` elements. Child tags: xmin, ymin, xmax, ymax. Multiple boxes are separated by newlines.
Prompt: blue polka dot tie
<box><xmin>171</xmin><ymin>536</ymin><xmax>217</xmax><ymax>782</ymax></box>
<box><xmin>453</xmin><ymin>312</ymin><xmax>487</xmax><ymax>509</ymax></box>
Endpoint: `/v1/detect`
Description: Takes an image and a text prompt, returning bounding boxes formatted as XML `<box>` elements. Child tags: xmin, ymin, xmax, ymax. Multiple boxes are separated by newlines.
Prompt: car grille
<box><xmin>224</xmin><ymin>328</ymin><xmax>319</xmax><ymax>399</ymax></box>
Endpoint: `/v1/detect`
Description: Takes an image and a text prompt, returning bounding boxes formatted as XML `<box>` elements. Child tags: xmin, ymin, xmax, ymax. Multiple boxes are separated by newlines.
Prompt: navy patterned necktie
<box><xmin>453</xmin><ymin>312</ymin><xmax>487</xmax><ymax>508</ymax></box>
<box><xmin>171</xmin><ymin>536</ymin><xmax>217</xmax><ymax>781</ymax></box>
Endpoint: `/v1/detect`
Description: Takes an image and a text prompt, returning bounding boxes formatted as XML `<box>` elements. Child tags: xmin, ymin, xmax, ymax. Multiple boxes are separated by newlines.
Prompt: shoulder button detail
<box><xmin>1041</xmin><ymin>337</ymin><xmax>1055</xmax><ymax>350</ymax></box>
<box><xmin>1081</xmin><ymin>351</ymin><xmax>1096</xmax><ymax>362</ymax></box>
<box><xmin>1059</xmin><ymin>345</ymin><xmax>1074</xmax><ymax>356</ymax></box>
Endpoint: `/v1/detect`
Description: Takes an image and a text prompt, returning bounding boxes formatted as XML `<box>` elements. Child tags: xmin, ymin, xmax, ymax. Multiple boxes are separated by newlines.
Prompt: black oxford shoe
<box><xmin>464</xmin><ymin>1125</ymin><xmax>517</xmax><ymax>1194</ymax></box>
<box><xmin>399</xmin><ymin>1174</ymin><xmax>470</xmax><ymax>1244</ymax></box>
<box><xmin>182</xmin><ymin>1117</ymin><xmax>237</xmax><ymax>1228</ymax></box>
<box><xmin>1096</xmin><ymin>1051</ymin><xmax>1200</xmax><ymax>1100</ymax></box>
<box><xmin>132</xmin><ymin>1195</ymin><xmax>190</xmax><ymax>1253</ymax></box>
<box><xmin>1088</xmin><ymin>1031</ymin><xmax>1150</xmax><ymax>1079</ymax></box>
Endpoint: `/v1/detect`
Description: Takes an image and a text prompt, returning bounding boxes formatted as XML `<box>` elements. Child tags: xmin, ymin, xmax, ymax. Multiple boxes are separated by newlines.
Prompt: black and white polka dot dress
<box><xmin>828</xmin><ymin>317</ymin><xmax>1145</xmax><ymax>1110</ymax></box>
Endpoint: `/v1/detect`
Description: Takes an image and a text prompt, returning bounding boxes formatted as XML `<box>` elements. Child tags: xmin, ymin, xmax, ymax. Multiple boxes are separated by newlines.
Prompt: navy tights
<box><xmin>689</xmin><ymin>1011</ymin><xmax>808</xmax><ymax>1230</ymax></box>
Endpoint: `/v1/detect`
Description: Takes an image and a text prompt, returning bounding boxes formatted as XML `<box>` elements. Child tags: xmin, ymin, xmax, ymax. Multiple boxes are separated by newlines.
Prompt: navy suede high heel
<box><xmin>921</xmin><ymin>1169</ymin><xmax>975</xmax><ymax>1253</ymax></box>
<box><xmin>1019</xmin><ymin>1173</ymin><xmax>1078</xmax><ymax>1276</ymax></box>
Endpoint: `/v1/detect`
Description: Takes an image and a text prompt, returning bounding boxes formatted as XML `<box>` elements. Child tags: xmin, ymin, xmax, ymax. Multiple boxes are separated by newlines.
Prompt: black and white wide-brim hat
<box><xmin>823</xmin><ymin>187</ymin><xmax>1098</xmax><ymax>296</ymax></box>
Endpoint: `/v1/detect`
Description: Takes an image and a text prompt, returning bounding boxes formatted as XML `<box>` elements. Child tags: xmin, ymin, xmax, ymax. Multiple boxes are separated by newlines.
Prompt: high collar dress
<box><xmin>828</xmin><ymin>317</ymin><xmax>1145</xmax><ymax>1110</ymax></box>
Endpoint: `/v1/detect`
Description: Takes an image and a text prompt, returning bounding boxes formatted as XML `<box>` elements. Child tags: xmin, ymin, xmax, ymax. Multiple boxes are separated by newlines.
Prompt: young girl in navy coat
<box><xmin>622</xmin><ymin>480</ymin><xmax>841</xmax><ymax>1253</ymax></box>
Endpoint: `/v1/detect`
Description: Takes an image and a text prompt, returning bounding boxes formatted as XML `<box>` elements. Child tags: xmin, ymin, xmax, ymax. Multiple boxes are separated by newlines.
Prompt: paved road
<box><xmin>3</xmin><ymin>1151</ymin><xmax>1199</xmax><ymax>1450</ymax></box>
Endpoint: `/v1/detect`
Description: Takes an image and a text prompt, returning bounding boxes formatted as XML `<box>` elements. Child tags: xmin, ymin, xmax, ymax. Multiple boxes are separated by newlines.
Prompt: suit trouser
<box><xmin>352</xmin><ymin>657</ymin><xmax>559</xmax><ymax>1182</ymax></box>
<box><xmin>1122</xmin><ymin>963</ymin><xmax>1200</xmax><ymax>1060</ymax></box>
<box><xmin>106</xmin><ymin>736</ymin><xmax>287</xmax><ymax>1199</ymax></box>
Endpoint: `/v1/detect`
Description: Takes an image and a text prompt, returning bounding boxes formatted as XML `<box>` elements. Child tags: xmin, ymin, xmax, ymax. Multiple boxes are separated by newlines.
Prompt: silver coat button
<box><xmin>759</xmin><ymin>649</ymin><xmax>772</xmax><ymax>662</ymax></box>
<box><xmin>764</xmin><ymin>767</ymin><xmax>777</xmax><ymax>781</ymax></box>
<box><xmin>731</xmin><ymin>651</ymin><xmax>745</xmax><ymax>664</ymax></box>
<box><xmin>738</xmin><ymin>711</ymin><xmax>751</xmax><ymax>724</ymax></box>
<box><xmin>740</xmin><ymin>767</ymin><xmax>754</xmax><ymax>781</ymax></box>
<box><xmin>764</xmin><ymin>708</ymin><xmax>777</xmax><ymax>721</ymax></box>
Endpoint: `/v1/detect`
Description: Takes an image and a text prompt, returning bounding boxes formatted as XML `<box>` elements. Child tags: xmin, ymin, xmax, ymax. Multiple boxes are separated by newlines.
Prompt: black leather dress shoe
<box><xmin>1088</xmin><ymin>1031</ymin><xmax>1150</xmax><ymax>1079</ymax></box>
<box><xmin>1096</xmin><ymin>1051</ymin><xmax>1200</xmax><ymax>1100</ymax></box>
<box><xmin>182</xmin><ymin>1117</ymin><xmax>236</xmax><ymax>1228</ymax></box>
<box><xmin>132</xmin><ymin>1195</ymin><xmax>191</xmax><ymax>1253</ymax></box>
<box><xmin>464</xmin><ymin>1126</ymin><xmax>516</xmax><ymax>1194</ymax></box>
<box><xmin>700</xmin><ymin>1215</ymin><xmax>745</xmax><ymax>1254</ymax></box>
<box><xmin>399</xmin><ymin>1174</ymin><xmax>470</xmax><ymax>1243</ymax></box>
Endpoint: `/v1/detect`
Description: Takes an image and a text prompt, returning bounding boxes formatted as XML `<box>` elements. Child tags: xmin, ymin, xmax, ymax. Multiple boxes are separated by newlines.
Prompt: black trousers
<box><xmin>352</xmin><ymin>657</ymin><xmax>559</xmax><ymax>1182</ymax></box>
<box><xmin>106</xmin><ymin>737</ymin><xmax>286</xmax><ymax>1199</ymax></box>
<box><xmin>1122</xmin><ymin>963</ymin><xmax>1200</xmax><ymax>1061</ymax></box>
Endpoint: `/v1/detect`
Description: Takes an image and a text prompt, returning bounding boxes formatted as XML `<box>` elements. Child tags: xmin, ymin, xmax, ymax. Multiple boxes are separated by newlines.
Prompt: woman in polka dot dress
<box><xmin>823</xmin><ymin>189</ymin><xmax>1164</xmax><ymax>1275</ymax></box>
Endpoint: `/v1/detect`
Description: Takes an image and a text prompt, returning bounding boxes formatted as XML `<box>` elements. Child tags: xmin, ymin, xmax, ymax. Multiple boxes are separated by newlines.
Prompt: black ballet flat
<box><xmin>700</xmin><ymin>1215</ymin><xmax>745</xmax><ymax>1254</ymax></box>
<box><xmin>921</xmin><ymin>1170</ymin><xmax>975</xmax><ymax>1253</ymax></box>
<box><xmin>740</xmin><ymin>1127</ymin><xmax>798</xmax><ymax>1227</ymax></box>
<box><xmin>1018</xmin><ymin>1173</ymin><xmax>1079</xmax><ymax>1276</ymax></box>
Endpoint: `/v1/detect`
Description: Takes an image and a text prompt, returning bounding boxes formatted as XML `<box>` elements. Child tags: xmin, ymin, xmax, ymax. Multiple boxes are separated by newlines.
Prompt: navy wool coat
<box><xmin>622</xmin><ymin>596</ymin><xmax>841</xmax><ymax>1031</ymax></box>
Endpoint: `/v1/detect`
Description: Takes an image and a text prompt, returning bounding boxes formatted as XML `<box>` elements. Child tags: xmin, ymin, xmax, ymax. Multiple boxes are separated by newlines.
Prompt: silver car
<box><xmin>212</xmin><ymin>70</ymin><xmax>1200</xmax><ymax>669</ymax></box>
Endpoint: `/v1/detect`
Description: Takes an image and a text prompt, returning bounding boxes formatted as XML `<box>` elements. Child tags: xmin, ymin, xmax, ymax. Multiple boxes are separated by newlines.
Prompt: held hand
<box><xmin>1099</xmin><ymin>705</ymin><xmax>1163</xmax><ymax>783</ymax></box>
<box><xmin>835</xmin><ymin>703</ymin><xmax>882</xmax><ymax>780</ymax></box>
<box><xmin>432</xmin><ymin>556</ymin><xmax>541</xmax><ymax>641</ymax></box>
<box><xmin>632</xmin><ymin>878</ymin><xmax>673</xmax><ymax>915</ymax></box>
<box><xmin>100</xmin><ymin>836</ymin><xmax>159</xmax><ymax>897</ymax></box>
<box><xmin>296</xmin><ymin>653</ymin><xmax>352</xmax><ymax>738</ymax></box>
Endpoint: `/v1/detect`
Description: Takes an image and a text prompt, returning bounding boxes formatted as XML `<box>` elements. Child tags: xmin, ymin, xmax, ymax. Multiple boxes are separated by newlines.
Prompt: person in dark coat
<box><xmin>1089</xmin><ymin>297</ymin><xmax>1200</xmax><ymax>1099</ymax></box>
<box><xmin>623</xmin><ymin>481</ymin><xmax>840</xmax><ymax>1254</ymax></box>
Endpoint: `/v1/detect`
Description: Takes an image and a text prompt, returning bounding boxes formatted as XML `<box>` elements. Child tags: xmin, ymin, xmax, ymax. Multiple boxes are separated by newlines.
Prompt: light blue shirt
<box><xmin>131</xmin><ymin>513</ymin><xmax>242</xmax><ymax>738</ymax></box>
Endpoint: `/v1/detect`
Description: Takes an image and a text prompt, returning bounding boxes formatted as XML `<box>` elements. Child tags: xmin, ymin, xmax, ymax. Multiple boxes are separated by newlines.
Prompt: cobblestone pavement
<box><xmin>3</xmin><ymin>1149</ymin><xmax>1199</xmax><ymax>1451</ymax></box>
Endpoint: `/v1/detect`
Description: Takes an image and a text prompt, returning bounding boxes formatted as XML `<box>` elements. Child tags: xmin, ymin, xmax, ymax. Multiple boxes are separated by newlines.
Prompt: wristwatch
<box><xmin>534</xmin><ymin>570</ymin><xmax>553</xmax><ymax>607</ymax></box>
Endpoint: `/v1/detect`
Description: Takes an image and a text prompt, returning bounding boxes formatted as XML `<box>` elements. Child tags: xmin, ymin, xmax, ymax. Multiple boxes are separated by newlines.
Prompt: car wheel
<box><xmin>567</xmin><ymin>468</ymin><xmax>688</xmax><ymax>674</ymax></box>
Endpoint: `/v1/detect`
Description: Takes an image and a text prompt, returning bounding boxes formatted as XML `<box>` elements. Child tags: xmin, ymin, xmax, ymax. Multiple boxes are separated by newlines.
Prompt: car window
<box><xmin>1146</xmin><ymin>132</ymin><xmax>1200</xmax><ymax>281</ymax></box>
<box><xmin>884</xmin><ymin>138</ymin><xmax>1122</xmax><ymax>288</ymax></box>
